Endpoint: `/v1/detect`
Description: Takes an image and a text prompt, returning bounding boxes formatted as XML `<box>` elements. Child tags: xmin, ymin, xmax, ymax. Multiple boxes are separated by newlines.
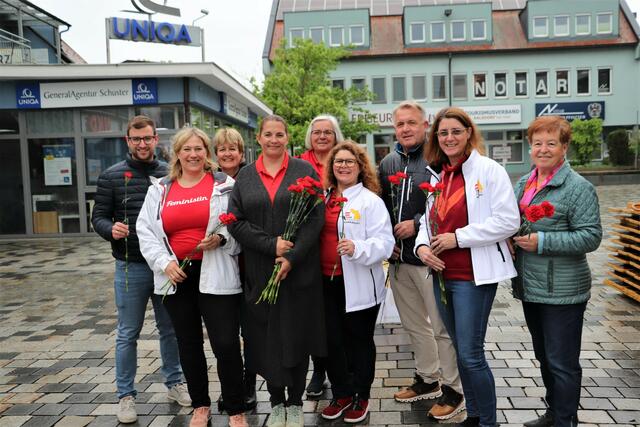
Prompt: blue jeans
<box><xmin>114</xmin><ymin>260</ymin><xmax>183</xmax><ymax>399</ymax></box>
<box><xmin>434</xmin><ymin>278</ymin><xmax>497</xmax><ymax>427</ymax></box>
<box><xmin>523</xmin><ymin>301</ymin><xmax>586</xmax><ymax>427</ymax></box>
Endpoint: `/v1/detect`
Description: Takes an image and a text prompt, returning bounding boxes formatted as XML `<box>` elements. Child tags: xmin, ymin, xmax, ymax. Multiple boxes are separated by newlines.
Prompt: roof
<box><xmin>0</xmin><ymin>63</ymin><xmax>272</xmax><ymax>116</ymax></box>
<box><xmin>265</xmin><ymin>0</ymin><xmax>640</xmax><ymax>62</ymax></box>
<box><xmin>0</xmin><ymin>0</ymin><xmax>70</xmax><ymax>29</ymax></box>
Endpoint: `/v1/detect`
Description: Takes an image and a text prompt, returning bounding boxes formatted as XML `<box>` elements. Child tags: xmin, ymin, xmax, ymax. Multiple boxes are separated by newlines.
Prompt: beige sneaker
<box><xmin>117</xmin><ymin>396</ymin><xmax>137</xmax><ymax>424</ymax></box>
<box><xmin>190</xmin><ymin>406</ymin><xmax>211</xmax><ymax>427</ymax></box>
<box><xmin>168</xmin><ymin>383</ymin><xmax>192</xmax><ymax>406</ymax></box>
<box><xmin>267</xmin><ymin>403</ymin><xmax>286</xmax><ymax>427</ymax></box>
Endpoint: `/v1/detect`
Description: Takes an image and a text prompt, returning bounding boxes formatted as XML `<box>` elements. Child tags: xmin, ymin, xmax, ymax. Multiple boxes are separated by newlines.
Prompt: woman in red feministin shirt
<box><xmin>228</xmin><ymin>115</ymin><xmax>325</xmax><ymax>427</ymax></box>
<box><xmin>137</xmin><ymin>127</ymin><xmax>248</xmax><ymax>427</ymax></box>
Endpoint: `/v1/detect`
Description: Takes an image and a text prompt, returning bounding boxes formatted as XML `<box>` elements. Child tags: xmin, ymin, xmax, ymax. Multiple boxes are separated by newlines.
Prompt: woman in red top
<box><xmin>299</xmin><ymin>115</ymin><xmax>344</xmax><ymax>180</ymax></box>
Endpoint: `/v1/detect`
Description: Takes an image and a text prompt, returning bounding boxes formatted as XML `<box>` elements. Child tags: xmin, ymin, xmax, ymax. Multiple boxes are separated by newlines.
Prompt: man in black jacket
<box><xmin>378</xmin><ymin>102</ymin><xmax>463</xmax><ymax>419</ymax></box>
<box><xmin>92</xmin><ymin>116</ymin><xmax>189</xmax><ymax>424</ymax></box>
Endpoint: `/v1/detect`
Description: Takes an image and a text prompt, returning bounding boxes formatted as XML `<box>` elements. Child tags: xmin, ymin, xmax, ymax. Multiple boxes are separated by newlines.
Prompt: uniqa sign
<box><xmin>108</xmin><ymin>17</ymin><xmax>198</xmax><ymax>45</ymax></box>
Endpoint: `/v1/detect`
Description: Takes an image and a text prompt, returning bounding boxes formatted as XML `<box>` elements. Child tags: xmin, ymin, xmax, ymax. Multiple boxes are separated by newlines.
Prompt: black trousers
<box><xmin>267</xmin><ymin>359</ymin><xmax>308</xmax><ymax>407</ymax></box>
<box><xmin>323</xmin><ymin>275</ymin><xmax>380</xmax><ymax>400</ymax></box>
<box><xmin>523</xmin><ymin>301</ymin><xmax>587</xmax><ymax>427</ymax></box>
<box><xmin>163</xmin><ymin>260</ymin><xmax>245</xmax><ymax>414</ymax></box>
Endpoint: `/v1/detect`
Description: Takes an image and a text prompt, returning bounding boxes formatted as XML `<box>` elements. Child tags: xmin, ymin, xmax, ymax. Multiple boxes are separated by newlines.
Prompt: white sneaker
<box><xmin>117</xmin><ymin>396</ymin><xmax>137</xmax><ymax>424</ymax></box>
<box><xmin>168</xmin><ymin>383</ymin><xmax>192</xmax><ymax>407</ymax></box>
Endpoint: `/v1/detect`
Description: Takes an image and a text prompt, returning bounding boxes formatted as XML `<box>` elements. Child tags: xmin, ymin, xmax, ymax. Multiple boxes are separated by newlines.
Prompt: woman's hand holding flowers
<box><xmin>430</xmin><ymin>232</ymin><xmax>458</xmax><ymax>256</ymax></box>
<box><xmin>337</xmin><ymin>238</ymin><xmax>355</xmax><ymax>257</ymax></box>
<box><xmin>417</xmin><ymin>245</ymin><xmax>445</xmax><ymax>271</ymax></box>
<box><xmin>197</xmin><ymin>234</ymin><xmax>222</xmax><ymax>251</ymax></box>
<box><xmin>276</xmin><ymin>236</ymin><xmax>294</xmax><ymax>256</ymax></box>
<box><xmin>513</xmin><ymin>233</ymin><xmax>538</xmax><ymax>253</ymax></box>
<box><xmin>165</xmin><ymin>260</ymin><xmax>187</xmax><ymax>285</ymax></box>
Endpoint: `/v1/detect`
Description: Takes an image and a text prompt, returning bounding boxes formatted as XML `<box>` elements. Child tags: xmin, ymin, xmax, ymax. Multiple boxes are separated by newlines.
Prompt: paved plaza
<box><xmin>0</xmin><ymin>184</ymin><xmax>639</xmax><ymax>427</ymax></box>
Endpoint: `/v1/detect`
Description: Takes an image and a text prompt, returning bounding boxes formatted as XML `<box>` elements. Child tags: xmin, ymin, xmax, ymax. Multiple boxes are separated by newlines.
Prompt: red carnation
<box><xmin>335</xmin><ymin>196</ymin><xmax>348</xmax><ymax>204</ymax></box>
<box><xmin>388</xmin><ymin>175</ymin><xmax>401</xmax><ymax>185</ymax></box>
<box><xmin>288</xmin><ymin>184</ymin><xmax>303</xmax><ymax>193</ymax></box>
<box><xmin>525</xmin><ymin>205</ymin><xmax>545</xmax><ymax>223</ymax></box>
<box><xmin>434</xmin><ymin>182</ymin><xmax>445</xmax><ymax>192</ymax></box>
<box><xmin>419</xmin><ymin>182</ymin><xmax>434</xmax><ymax>193</ymax></box>
<box><xmin>124</xmin><ymin>171</ymin><xmax>133</xmax><ymax>180</ymax></box>
<box><xmin>219</xmin><ymin>213</ymin><xmax>237</xmax><ymax>225</ymax></box>
<box><xmin>395</xmin><ymin>171</ymin><xmax>408</xmax><ymax>179</ymax></box>
<box><xmin>541</xmin><ymin>201</ymin><xmax>555</xmax><ymax>218</ymax></box>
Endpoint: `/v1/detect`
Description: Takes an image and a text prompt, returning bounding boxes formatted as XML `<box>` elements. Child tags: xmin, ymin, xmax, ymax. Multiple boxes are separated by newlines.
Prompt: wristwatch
<box><xmin>217</xmin><ymin>234</ymin><xmax>227</xmax><ymax>247</ymax></box>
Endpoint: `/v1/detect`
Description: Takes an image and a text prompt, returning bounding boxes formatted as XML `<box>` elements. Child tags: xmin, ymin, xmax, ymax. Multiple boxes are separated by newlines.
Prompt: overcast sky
<box><xmin>30</xmin><ymin>0</ymin><xmax>640</xmax><ymax>90</ymax></box>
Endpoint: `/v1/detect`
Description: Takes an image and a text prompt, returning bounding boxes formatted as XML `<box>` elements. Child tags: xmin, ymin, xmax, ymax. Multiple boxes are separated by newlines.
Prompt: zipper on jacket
<box><xmin>369</xmin><ymin>268</ymin><xmax>378</xmax><ymax>304</ymax></box>
<box><xmin>397</xmin><ymin>160</ymin><xmax>409</xmax><ymax>263</ymax></box>
<box><xmin>547</xmin><ymin>259</ymin><xmax>554</xmax><ymax>294</ymax></box>
<box><xmin>496</xmin><ymin>242</ymin><xmax>506</xmax><ymax>263</ymax></box>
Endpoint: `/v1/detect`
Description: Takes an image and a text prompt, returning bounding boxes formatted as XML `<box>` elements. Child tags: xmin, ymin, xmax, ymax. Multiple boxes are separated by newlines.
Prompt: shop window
<box><xmin>432</xmin><ymin>75</ymin><xmax>447</xmax><ymax>100</ymax></box>
<box><xmin>410</xmin><ymin>22</ymin><xmax>425</xmax><ymax>43</ymax></box>
<box><xmin>450</xmin><ymin>21</ymin><xmax>465</xmax><ymax>41</ymax></box>
<box><xmin>494</xmin><ymin>72</ymin><xmax>507</xmax><ymax>98</ymax></box>
<box><xmin>374</xmin><ymin>133</ymin><xmax>394</xmax><ymax>164</ymax></box>
<box><xmin>471</xmin><ymin>20</ymin><xmax>486</xmax><ymax>40</ymax></box>
<box><xmin>553</xmin><ymin>15</ymin><xmax>569</xmax><ymax>37</ymax></box>
<box><xmin>392</xmin><ymin>76</ymin><xmax>406</xmax><ymax>102</ymax></box>
<box><xmin>473</xmin><ymin>73</ymin><xmax>487</xmax><ymax>98</ymax></box>
<box><xmin>556</xmin><ymin>70</ymin><xmax>569</xmax><ymax>96</ymax></box>
<box><xmin>289</xmin><ymin>28</ymin><xmax>304</xmax><ymax>46</ymax></box>
<box><xmin>372</xmin><ymin>77</ymin><xmax>386</xmax><ymax>103</ymax></box>
<box><xmin>310</xmin><ymin>27</ymin><xmax>324</xmax><ymax>44</ymax></box>
<box><xmin>515</xmin><ymin>72</ymin><xmax>527</xmax><ymax>97</ymax></box>
<box><xmin>84</xmin><ymin>137</ymin><xmax>128</xmax><ymax>186</ymax></box>
<box><xmin>453</xmin><ymin>74</ymin><xmax>467</xmax><ymax>100</ymax></box>
<box><xmin>81</xmin><ymin>108</ymin><xmax>129</xmax><ymax>133</ymax></box>
<box><xmin>350</xmin><ymin>25</ymin><xmax>364</xmax><ymax>45</ymax></box>
<box><xmin>0</xmin><ymin>111</ymin><xmax>19</xmax><ymax>134</ymax></box>
<box><xmin>135</xmin><ymin>105</ymin><xmax>184</xmax><ymax>130</ymax></box>
<box><xmin>576</xmin><ymin>14</ymin><xmax>591</xmax><ymax>35</ymax></box>
<box><xmin>431</xmin><ymin>22</ymin><xmax>445</xmax><ymax>42</ymax></box>
<box><xmin>577</xmin><ymin>69</ymin><xmax>590</xmax><ymax>95</ymax></box>
<box><xmin>412</xmin><ymin>75</ymin><xmax>426</xmax><ymax>100</ymax></box>
<box><xmin>533</xmin><ymin>16</ymin><xmax>548</xmax><ymax>38</ymax></box>
<box><xmin>597</xmin><ymin>13</ymin><xmax>612</xmax><ymax>34</ymax></box>
<box><xmin>27</xmin><ymin>110</ymin><xmax>73</xmax><ymax>134</ymax></box>
<box><xmin>0</xmin><ymin>139</ymin><xmax>25</xmax><ymax>234</ymax></box>
<box><xmin>330</xmin><ymin>26</ymin><xmax>344</xmax><ymax>46</ymax></box>
<box><xmin>535</xmin><ymin>71</ymin><xmax>549</xmax><ymax>96</ymax></box>
<box><xmin>598</xmin><ymin>68</ymin><xmax>611</xmax><ymax>94</ymax></box>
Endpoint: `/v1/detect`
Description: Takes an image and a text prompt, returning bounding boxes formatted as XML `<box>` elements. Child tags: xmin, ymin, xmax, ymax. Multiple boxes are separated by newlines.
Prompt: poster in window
<box><xmin>43</xmin><ymin>145</ymin><xmax>73</xmax><ymax>186</ymax></box>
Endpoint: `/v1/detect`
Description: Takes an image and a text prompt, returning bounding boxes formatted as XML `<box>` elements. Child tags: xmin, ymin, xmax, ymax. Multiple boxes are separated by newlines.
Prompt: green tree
<box><xmin>254</xmin><ymin>38</ymin><xmax>378</xmax><ymax>152</ymax></box>
<box><xmin>606</xmin><ymin>129</ymin><xmax>633</xmax><ymax>166</ymax></box>
<box><xmin>570</xmin><ymin>118</ymin><xmax>603</xmax><ymax>166</ymax></box>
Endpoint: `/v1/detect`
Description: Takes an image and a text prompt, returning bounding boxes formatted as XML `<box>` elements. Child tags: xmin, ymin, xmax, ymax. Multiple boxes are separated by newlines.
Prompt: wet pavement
<box><xmin>0</xmin><ymin>184</ymin><xmax>639</xmax><ymax>427</ymax></box>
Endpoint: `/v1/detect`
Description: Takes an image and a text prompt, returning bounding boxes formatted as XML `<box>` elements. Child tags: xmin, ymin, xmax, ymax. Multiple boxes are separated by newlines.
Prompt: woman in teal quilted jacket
<box><xmin>512</xmin><ymin>115</ymin><xmax>602</xmax><ymax>427</ymax></box>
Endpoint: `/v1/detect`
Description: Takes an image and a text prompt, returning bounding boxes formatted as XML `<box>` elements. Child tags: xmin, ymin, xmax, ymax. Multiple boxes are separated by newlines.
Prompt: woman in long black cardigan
<box><xmin>228</xmin><ymin>115</ymin><xmax>325</xmax><ymax>427</ymax></box>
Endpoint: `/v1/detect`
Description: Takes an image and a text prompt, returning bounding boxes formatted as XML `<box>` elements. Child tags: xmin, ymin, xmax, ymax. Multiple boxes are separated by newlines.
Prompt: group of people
<box><xmin>92</xmin><ymin>100</ymin><xmax>602</xmax><ymax>427</ymax></box>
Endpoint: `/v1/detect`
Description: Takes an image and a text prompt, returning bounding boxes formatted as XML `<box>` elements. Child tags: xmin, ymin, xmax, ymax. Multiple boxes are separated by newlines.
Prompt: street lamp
<box><xmin>192</xmin><ymin>9</ymin><xmax>209</xmax><ymax>63</ymax></box>
<box><xmin>192</xmin><ymin>9</ymin><xmax>209</xmax><ymax>25</ymax></box>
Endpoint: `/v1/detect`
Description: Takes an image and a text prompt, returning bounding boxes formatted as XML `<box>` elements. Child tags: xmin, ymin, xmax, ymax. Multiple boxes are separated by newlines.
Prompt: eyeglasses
<box><xmin>312</xmin><ymin>130</ymin><xmax>335</xmax><ymax>137</ymax></box>
<box><xmin>437</xmin><ymin>128</ymin><xmax>467</xmax><ymax>138</ymax></box>
<box><xmin>127</xmin><ymin>135</ymin><xmax>156</xmax><ymax>144</ymax></box>
<box><xmin>334</xmin><ymin>159</ymin><xmax>357</xmax><ymax>167</ymax></box>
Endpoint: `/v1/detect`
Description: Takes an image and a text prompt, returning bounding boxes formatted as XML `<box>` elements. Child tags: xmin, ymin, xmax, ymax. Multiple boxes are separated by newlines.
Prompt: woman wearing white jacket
<box><xmin>137</xmin><ymin>127</ymin><xmax>247</xmax><ymax>427</ymax></box>
<box><xmin>414</xmin><ymin>108</ymin><xmax>519</xmax><ymax>427</ymax></box>
<box><xmin>318</xmin><ymin>141</ymin><xmax>394</xmax><ymax>424</ymax></box>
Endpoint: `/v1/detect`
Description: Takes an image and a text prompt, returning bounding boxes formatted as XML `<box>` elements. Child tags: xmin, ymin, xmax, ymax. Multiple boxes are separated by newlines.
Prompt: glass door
<box><xmin>0</xmin><ymin>139</ymin><xmax>25</xmax><ymax>234</ymax></box>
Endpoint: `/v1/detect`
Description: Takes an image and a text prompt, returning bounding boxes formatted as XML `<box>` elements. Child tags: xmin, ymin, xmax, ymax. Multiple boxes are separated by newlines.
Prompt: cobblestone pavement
<box><xmin>0</xmin><ymin>184</ymin><xmax>639</xmax><ymax>427</ymax></box>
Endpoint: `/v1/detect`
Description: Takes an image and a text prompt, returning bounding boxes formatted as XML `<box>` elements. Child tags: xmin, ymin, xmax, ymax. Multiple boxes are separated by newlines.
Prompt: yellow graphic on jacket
<box><xmin>344</xmin><ymin>208</ymin><xmax>361</xmax><ymax>223</ymax></box>
<box><xmin>474</xmin><ymin>179</ymin><xmax>484</xmax><ymax>198</ymax></box>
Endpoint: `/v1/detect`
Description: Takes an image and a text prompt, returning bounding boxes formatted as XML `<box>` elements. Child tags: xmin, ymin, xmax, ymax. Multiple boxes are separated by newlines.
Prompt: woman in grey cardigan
<box><xmin>512</xmin><ymin>115</ymin><xmax>602</xmax><ymax>427</ymax></box>
<box><xmin>228</xmin><ymin>115</ymin><xmax>325</xmax><ymax>427</ymax></box>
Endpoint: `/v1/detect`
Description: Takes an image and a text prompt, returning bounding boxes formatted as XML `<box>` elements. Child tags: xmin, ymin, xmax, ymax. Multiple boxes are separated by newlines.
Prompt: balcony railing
<box><xmin>0</xmin><ymin>28</ymin><xmax>33</xmax><ymax>64</ymax></box>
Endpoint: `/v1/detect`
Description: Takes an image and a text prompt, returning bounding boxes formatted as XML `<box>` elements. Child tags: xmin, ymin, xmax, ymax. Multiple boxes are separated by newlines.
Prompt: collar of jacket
<box><xmin>342</xmin><ymin>182</ymin><xmax>364</xmax><ymax>199</ymax></box>
<box><xmin>126</xmin><ymin>152</ymin><xmax>159</xmax><ymax>170</ymax></box>
<box><xmin>520</xmin><ymin>159</ymin><xmax>572</xmax><ymax>191</ymax></box>
<box><xmin>394</xmin><ymin>141</ymin><xmax>424</xmax><ymax>158</ymax></box>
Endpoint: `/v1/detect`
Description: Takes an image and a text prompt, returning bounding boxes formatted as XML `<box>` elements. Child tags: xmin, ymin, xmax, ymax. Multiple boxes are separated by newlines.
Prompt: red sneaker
<box><xmin>321</xmin><ymin>396</ymin><xmax>353</xmax><ymax>420</ymax></box>
<box><xmin>343</xmin><ymin>397</ymin><xmax>369</xmax><ymax>423</ymax></box>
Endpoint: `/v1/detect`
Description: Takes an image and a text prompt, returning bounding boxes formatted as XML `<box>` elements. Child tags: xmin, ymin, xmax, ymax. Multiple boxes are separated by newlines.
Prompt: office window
<box><xmin>331</xmin><ymin>79</ymin><xmax>345</xmax><ymax>90</ymax></box>
<box><xmin>598</xmin><ymin>68</ymin><xmax>611</xmax><ymax>94</ymax></box>
<box><xmin>554</xmin><ymin>15</ymin><xmax>569</xmax><ymax>37</ymax></box>
<box><xmin>410</xmin><ymin>22</ymin><xmax>425</xmax><ymax>43</ymax></box>
<box><xmin>556</xmin><ymin>70</ymin><xmax>569</xmax><ymax>95</ymax></box>
<box><xmin>494</xmin><ymin>72</ymin><xmax>507</xmax><ymax>98</ymax></box>
<box><xmin>310</xmin><ymin>27</ymin><xmax>323</xmax><ymax>44</ymax></box>
<box><xmin>597</xmin><ymin>13</ymin><xmax>612</xmax><ymax>34</ymax></box>
<box><xmin>289</xmin><ymin>28</ymin><xmax>304</xmax><ymax>46</ymax></box>
<box><xmin>433</xmin><ymin>75</ymin><xmax>447</xmax><ymax>100</ymax></box>
<box><xmin>350</xmin><ymin>25</ymin><xmax>364</xmax><ymax>45</ymax></box>
<box><xmin>351</xmin><ymin>77</ymin><xmax>366</xmax><ymax>101</ymax></box>
<box><xmin>392</xmin><ymin>76</ymin><xmax>406</xmax><ymax>102</ymax></box>
<box><xmin>577</xmin><ymin>69</ymin><xmax>590</xmax><ymax>95</ymax></box>
<box><xmin>471</xmin><ymin>20</ymin><xmax>486</xmax><ymax>40</ymax></box>
<box><xmin>412</xmin><ymin>75</ymin><xmax>426</xmax><ymax>100</ymax></box>
<box><xmin>431</xmin><ymin>22</ymin><xmax>445</xmax><ymax>42</ymax></box>
<box><xmin>576</xmin><ymin>14</ymin><xmax>591</xmax><ymax>35</ymax></box>
<box><xmin>451</xmin><ymin>21</ymin><xmax>465</xmax><ymax>41</ymax></box>
<box><xmin>372</xmin><ymin>77</ymin><xmax>386</xmax><ymax>103</ymax></box>
<box><xmin>535</xmin><ymin>71</ymin><xmax>549</xmax><ymax>96</ymax></box>
<box><xmin>533</xmin><ymin>16</ymin><xmax>548</xmax><ymax>37</ymax></box>
<box><xmin>330</xmin><ymin>26</ymin><xmax>344</xmax><ymax>46</ymax></box>
<box><xmin>453</xmin><ymin>74</ymin><xmax>467</xmax><ymax>100</ymax></box>
<box><xmin>473</xmin><ymin>73</ymin><xmax>487</xmax><ymax>98</ymax></box>
<box><xmin>515</xmin><ymin>72</ymin><xmax>527</xmax><ymax>97</ymax></box>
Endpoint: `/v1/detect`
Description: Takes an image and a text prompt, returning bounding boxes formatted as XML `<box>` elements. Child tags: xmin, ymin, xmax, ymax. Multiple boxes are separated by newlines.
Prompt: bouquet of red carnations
<box><xmin>517</xmin><ymin>201</ymin><xmax>555</xmax><ymax>236</ymax></box>
<box><xmin>257</xmin><ymin>176</ymin><xmax>325</xmax><ymax>304</ymax></box>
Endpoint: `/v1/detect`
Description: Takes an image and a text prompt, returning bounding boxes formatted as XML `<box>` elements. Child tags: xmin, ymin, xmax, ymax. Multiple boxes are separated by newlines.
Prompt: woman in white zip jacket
<box><xmin>318</xmin><ymin>141</ymin><xmax>394</xmax><ymax>424</ymax></box>
<box><xmin>137</xmin><ymin>127</ymin><xmax>248</xmax><ymax>427</ymax></box>
<box><xmin>414</xmin><ymin>108</ymin><xmax>519</xmax><ymax>427</ymax></box>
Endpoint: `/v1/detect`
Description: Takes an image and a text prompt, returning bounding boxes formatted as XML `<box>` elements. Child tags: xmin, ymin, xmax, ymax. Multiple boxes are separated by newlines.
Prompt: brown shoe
<box><xmin>394</xmin><ymin>374</ymin><xmax>442</xmax><ymax>402</ymax></box>
<box><xmin>427</xmin><ymin>384</ymin><xmax>465</xmax><ymax>420</ymax></box>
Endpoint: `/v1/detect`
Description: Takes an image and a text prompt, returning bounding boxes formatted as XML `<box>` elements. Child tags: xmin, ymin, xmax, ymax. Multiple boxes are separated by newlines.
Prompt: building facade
<box><xmin>263</xmin><ymin>0</ymin><xmax>640</xmax><ymax>170</ymax></box>
<box><xmin>0</xmin><ymin>1</ymin><xmax>271</xmax><ymax>237</ymax></box>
